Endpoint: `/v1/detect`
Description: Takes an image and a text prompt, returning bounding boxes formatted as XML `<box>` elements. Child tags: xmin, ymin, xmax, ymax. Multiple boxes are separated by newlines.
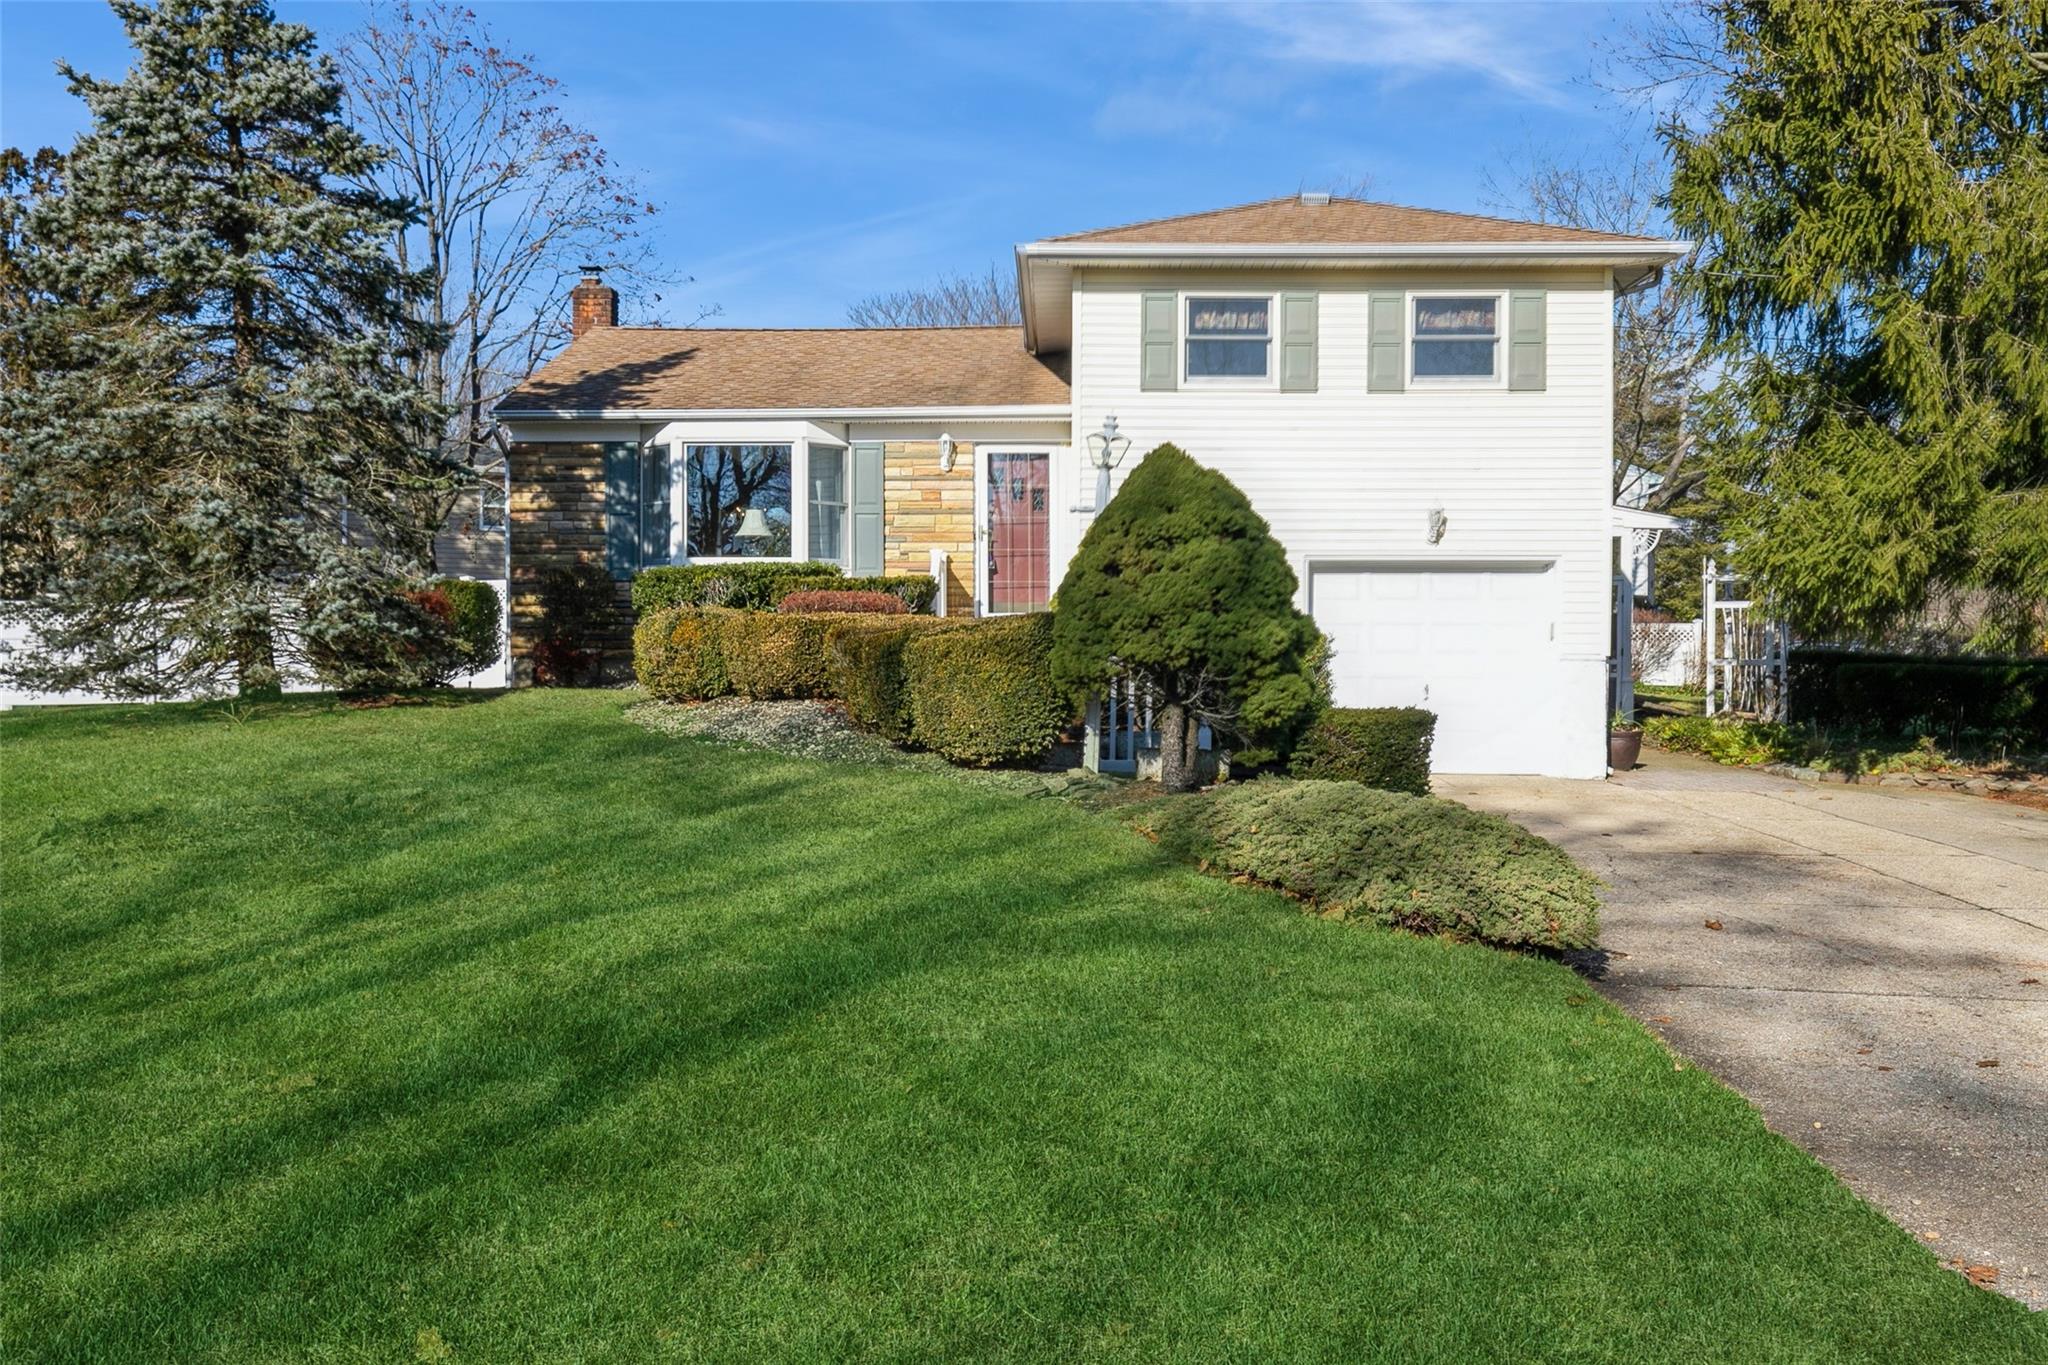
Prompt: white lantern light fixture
<box><xmin>1427</xmin><ymin>505</ymin><xmax>1448</xmax><ymax>544</ymax></box>
<box><xmin>938</xmin><ymin>432</ymin><xmax>956</xmax><ymax>472</ymax></box>
<box><xmin>736</xmin><ymin>506</ymin><xmax>771</xmax><ymax>540</ymax></box>
<box><xmin>1085</xmin><ymin>415</ymin><xmax>1131</xmax><ymax>510</ymax></box>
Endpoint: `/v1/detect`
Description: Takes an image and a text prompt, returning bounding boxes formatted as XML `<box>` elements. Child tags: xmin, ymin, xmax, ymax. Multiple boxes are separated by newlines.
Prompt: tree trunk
<box><xmin>1156</xmin><ymin>701</ymin><xmax>1195</xmax><ymax>793</ymax></box>
<box><xmin>234</xmin><ymin>621</ymin><xmax>279</xmax><ymax>699</ymax></box>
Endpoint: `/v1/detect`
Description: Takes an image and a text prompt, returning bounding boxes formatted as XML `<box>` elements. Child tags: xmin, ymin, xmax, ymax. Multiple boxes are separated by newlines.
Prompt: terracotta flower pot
<box><xmin>1609</xmin><ymin>727</ymin><xmax>1643</xmax><ymax>771</ymax></box>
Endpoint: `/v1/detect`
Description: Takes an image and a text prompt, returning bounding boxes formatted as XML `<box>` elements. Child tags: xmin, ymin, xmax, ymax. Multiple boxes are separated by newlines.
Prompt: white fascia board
<box><xmin>1017</xmin><ymin>239</ymin><xmax>1694</xmax><ymax>268</ymax></box>
<box><xmin>1016</xmin><ymin>244</ymin><xmax>1039</xmax><ymax>354</ymax></box>
<box><xmin>495</xmin><ymin>404</ymin><xmax>1071</xmax><ymax>423</ymax></box>
<box><xmin>1611</xmin><ymin>504</ymin><xmax>1686</xmax><ymax>532</ymax></box>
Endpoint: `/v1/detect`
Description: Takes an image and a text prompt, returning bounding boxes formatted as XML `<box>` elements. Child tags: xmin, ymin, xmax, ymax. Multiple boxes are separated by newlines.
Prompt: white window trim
<box><xmin>1407</xmin><ymin>289</ymin><xmax>1507</xmax><ymax>389</ymax></box>
<box><xmin>1181</xmin><ymin>290</ymin><xmax>1277</xmax><ymax>389</ymax></box>
<box><xmin>666</xmin><ymin>438</ymin><xmax>807</xmax><ymax>566</ymax></box>
<box><xmin>974</xmin><ymin>445</ymin><xmax>1056</xmax><ymax>616</ymax></box>
<box><xmin>806</xmin><ymin>440</ymin><xmax>850</xmax><ymax>568</ymax></box>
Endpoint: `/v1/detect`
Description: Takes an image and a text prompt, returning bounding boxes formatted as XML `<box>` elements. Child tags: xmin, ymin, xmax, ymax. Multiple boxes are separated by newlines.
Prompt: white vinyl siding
<box><xmin>1065</xmin><ymin>267</ymin><xmax>1613</xmax><ymax>775</ymax></box>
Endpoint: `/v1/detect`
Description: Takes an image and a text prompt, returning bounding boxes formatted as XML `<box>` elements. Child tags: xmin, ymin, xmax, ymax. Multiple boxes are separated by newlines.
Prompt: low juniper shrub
<box><xmin>1134</xmin><ymin>778</ymin><xmax>1601</xmax><ymax>950</ymax></box>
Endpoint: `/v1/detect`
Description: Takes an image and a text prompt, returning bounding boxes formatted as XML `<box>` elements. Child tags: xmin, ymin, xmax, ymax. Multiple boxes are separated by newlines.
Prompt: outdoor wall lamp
<box><xmin>938</xmin><ymin>432</ymin><xmax>956</xmax><ymax>472</ymax></box>
<box><xmin>1427</xmin><ymin>505</ymin><xmax>1448</xmax><ymax>544</ymax></box>
<box><xmin>1086</xmin><ymin>415</ymin><xmax>1131</xmax><ymax>511</ymax></box>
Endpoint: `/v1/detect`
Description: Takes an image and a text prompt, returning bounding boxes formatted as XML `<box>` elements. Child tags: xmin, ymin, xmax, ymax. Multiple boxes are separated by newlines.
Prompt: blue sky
<box><xmin>1</xmin><ymin>1</ymin><xmax>1660</xmax><ymax>326</ymax></box>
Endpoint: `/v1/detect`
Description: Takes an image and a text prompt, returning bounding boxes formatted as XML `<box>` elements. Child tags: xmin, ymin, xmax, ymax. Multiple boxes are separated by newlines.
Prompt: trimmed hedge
<box><xmin>1290</xmin><ymin>707</ymin><xmax>1436</xmax><ymax>794</ymax></box>
<box><xmin>718</xmin><ymin>611</ymin><xmax>847</xmax><ymax>700</ymax></box>
<box><xmin>631</xmin><ymin>562</ymin><xmax>839</xmax><ymax>612</ymax></box>
<box><xmin>633</xmin><ymin>606</ymin><xmax>732</xmax><ymax>702</ymax></box>
<box><xmin>904</xmin><ymin>613</ymin><xmax>1069</xmax><ymax>766</ymax></box>
<box><xmin>1137</xmin><ymin>779</ymin><xmax>1601</xmax><ymax>950</ymax></box>
<box><xmin>431</xmin><ymin>577</ymin><xmax>502</xmax><ymax>675</ymax></box>
<box><xmin>1787</xmin><ymin>647</ymin><xmax>2048</xmax><ymax>745</ymax></box>
<box><xmin>784</xmin><ymin>574</ymin><xmax>938</xmax><ymax>614</ymax></box>
<box><xmin>633</xmin><ymin>563</ymin><xmax>938</xmax><ymax>614</ymax></box>
<box><xmin>779</xmin><ymin>589</ymin><xmax>906</xmax><ymax>615</ymax></box>
<box><xmin>825</xmin><ymin>616</ymin><xmax>958</xmax><ymax>740</ymax></box>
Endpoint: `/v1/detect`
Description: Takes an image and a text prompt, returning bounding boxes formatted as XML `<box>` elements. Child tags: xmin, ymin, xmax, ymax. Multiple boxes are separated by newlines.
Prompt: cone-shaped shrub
<box><xmin>1051</xmin><ymin>443</ymin><xmax>1323</xmax><ymax>790</ymax></box>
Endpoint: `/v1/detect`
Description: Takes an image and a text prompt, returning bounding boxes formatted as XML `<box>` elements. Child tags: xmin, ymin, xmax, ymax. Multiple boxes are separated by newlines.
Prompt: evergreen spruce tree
<box><xmin>0</xmin><ymin>0</ymin><xmax>453</xmax><ymax>697</ymax></box>
<box><xmin>1663</xmin><ymin>0</ymin><xmax>2048</xmax><ymax>651</ymax></box>
<box><xmin>1051</xmin><ymin>444</ymin><xmax>1322</xmax><ymax>791</ymax></box>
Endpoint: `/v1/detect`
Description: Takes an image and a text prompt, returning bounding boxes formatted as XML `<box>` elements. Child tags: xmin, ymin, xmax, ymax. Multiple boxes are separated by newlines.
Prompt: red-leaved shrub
<box><xmin>777</xmin><ymin>589</ymin><xmax>907</xmax><ymax>615</ymax></box>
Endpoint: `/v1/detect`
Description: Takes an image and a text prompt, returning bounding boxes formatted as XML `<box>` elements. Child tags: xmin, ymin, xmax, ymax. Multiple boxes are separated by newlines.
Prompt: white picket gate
<box><xmin>1702</xmin><ymin>559</ymin><xmax>1789</xmax><ymax>720</ymax></box>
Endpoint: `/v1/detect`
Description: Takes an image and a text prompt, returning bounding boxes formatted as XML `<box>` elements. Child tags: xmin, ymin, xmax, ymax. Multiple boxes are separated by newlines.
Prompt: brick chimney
<box><xmin>570</xmin><ymin>266</ymin><xmax>617</xmax><ymax>337</ymax></box>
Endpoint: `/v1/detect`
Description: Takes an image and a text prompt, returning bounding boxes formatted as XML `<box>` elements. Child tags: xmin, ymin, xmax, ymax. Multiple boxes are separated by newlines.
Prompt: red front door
<box><xmin>985</xmin><ymin>451</ymin><xmax>1050</xmax><ymax>613</ymax></box>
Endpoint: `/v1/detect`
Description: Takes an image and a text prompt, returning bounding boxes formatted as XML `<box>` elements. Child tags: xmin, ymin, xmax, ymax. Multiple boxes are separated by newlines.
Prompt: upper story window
<box><xmin>685</xmin><ymin>443</ymin><xmax>792</xmax><ymax>558</ymax></box>
<box><xmin>1186</xmin><ymin>295</ymin><xmax>1271</xmax><ymax>381</ymax></box>
<box><xmin>1411</xmin><ymin>294</ymin><xmax>1500</xmax><ymax>383</ymax></box>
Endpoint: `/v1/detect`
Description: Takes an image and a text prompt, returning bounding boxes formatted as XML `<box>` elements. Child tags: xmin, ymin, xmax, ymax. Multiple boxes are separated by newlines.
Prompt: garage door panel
<box><xmin>1312</xmin><ymin>563</ymin><xmax>1569</xmax><ymax>776</ymax></box>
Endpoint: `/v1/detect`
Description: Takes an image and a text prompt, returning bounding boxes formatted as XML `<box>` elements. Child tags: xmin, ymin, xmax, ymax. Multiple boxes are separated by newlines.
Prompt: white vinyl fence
<box><xmin>1634</xmin><ymin>620</ymin><xmax>1703</xmax><ymax>688</ymax></box>
<box><xmin>0</xmin><ymin>578</ymin><xmax>510</xmax><ymax>709</ymax></box>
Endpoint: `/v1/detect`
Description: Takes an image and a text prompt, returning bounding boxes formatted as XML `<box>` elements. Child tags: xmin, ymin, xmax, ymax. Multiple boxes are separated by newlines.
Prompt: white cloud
<box><xmin>1094</xmin><ymin>1</ymin><xmax>1584</xmax><ymax>141</ymax></box>
<box><xmin>1219</xmin><ymin>1</ymin><xmax>1574</xmax><ymax>106</ymax></box>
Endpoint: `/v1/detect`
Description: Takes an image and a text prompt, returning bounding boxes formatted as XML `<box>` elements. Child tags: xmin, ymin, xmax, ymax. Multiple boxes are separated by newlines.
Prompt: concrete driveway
<box><xmin>1456</xmin><ymin>752</ymin><xmax>2048</xmax><ymax>1307</ymax></box>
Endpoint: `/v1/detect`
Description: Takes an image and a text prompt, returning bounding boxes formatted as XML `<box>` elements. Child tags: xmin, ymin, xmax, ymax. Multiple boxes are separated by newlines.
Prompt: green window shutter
<box><xmin>603</xmin><ymin>441</ymin><xmax>639</xmax><ymax>576</ymax></box>
<box><xmin>1509</xmin><ymin>288</ymin><xmax>1547</xmax><ymax>391</ymax></box>
<box><xmin>1279</xmin><ymin>291</ymin><xmax>1318</xmax><ymax>392</ymax></box>
<box><xmin>850</xmin><ymin>441</ymin><xmax>884</xmax><ymax>577</ymax></box>
<box><xmin>1140</xmin><ymin>291</ymin><xmax>1177</xmax><ymax>392</ymax></box>
<box><xmin>1368</xmin><ymin>291</ymin><xmax>1405</xmax><ymax>393</ymax></box>
<box><xmin>638</xmin><ymin>443</ymin><xmax>671</xmax><ymax>566</ymax></box>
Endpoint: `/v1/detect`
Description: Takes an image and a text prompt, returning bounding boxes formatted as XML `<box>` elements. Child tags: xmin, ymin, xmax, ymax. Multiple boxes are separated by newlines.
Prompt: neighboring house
<box><xmin>496</xmin><ymin>194</ymin><xmax>1689</xmax><ymax>777</ymax></box>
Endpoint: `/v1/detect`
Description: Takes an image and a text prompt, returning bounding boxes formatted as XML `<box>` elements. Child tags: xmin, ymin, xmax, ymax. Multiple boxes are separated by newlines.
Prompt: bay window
<box><xmin>684</xmin><ymin>443</ymin><xmax>792</xmax><ymax>558</ymax></box>
<box><xmin>808</xmin><ymin>444</ymin><xmax>847</xmax><ymax>564</ymax></box>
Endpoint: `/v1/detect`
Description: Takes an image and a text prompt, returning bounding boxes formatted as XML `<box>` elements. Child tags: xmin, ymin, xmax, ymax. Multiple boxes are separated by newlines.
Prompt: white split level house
<box><xmin>497</xmin><ymin>194</ymin><xmax>1691</xmax><ymax>779</ymax></box>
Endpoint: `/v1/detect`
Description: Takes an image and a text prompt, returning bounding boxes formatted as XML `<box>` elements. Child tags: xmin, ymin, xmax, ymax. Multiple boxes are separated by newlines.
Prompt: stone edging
<box><xmin>1759</xmin><ymin>761</ymin><xmax>2047</xmax><ymax>795</ymax></box>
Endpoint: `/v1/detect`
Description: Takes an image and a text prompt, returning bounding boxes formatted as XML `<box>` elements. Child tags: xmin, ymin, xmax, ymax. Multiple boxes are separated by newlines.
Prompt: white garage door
<box><xmin>1311</xmin><ymin>563</ymin><xmax>1566</xmax><ymax>775</ymax></box>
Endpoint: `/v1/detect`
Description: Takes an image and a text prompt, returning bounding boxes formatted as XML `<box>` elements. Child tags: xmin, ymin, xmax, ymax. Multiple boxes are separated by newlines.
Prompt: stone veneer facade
<box><xmin>507</xmin><ymin>436</ymin><xmax>993</xmax><ymax>681</ymax></box>
<box><xmin>880</xmin><ymin>440</ymin><xmax>977</xmax><ymax>617</ymax></box>
<box><xmin>506</xmin><ymin>441</ymin><xmax>633</xmax><ymax>683</ymax></box>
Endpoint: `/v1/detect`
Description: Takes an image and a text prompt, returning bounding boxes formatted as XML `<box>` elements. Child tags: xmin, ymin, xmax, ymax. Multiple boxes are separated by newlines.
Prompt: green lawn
<box><xmin>4</xmin><ymin>690</ymin><xmax>2038</xmax><ymax>1362</ymax></box>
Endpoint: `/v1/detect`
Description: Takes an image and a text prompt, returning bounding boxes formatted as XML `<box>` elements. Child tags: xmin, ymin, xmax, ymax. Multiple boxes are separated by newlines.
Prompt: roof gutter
<box><xmin>1017</xmin><ymin>239</ymin><xmax>1694</xmax><ymax>266</ymax></box>
<box><xmin>495</xmin><ymin>403</ymin><xmax>1072</xmax><ymax>422</ymax></box>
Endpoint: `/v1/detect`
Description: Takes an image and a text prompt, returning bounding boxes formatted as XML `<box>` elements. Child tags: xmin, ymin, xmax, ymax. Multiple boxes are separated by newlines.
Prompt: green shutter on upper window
<box><xmin>638</xmin><ymin>443</ymin><xmax>670</xmax><ymax>566</ymax></box>
<box><xmin>1279</xmin><ymin>291</ymin><xmax>1318</xmax><ymax>392</ymax></box>
<box><xmin>1368</xmin><ymin>291</ymin><xmax>1405</xmax><ymax>393</ymax></box>
<box><xmin>1508</xmin><ymin>288</ymin><xmax>1547</xmax><ymax>391</ymax></box>
<box><xmin>850</xmin><ymin>441</ymin><xmax>884</xmax><ymax>577</ymax></box>
<box><xmin>602</xmin><ymin>441</ymin><xmax>639</xmax><ymax>577</ymax></box>
<box><xmin>1140</xmin><ymin>291</ymin><xmax>1177</xmax><ymax>391</ymax></box>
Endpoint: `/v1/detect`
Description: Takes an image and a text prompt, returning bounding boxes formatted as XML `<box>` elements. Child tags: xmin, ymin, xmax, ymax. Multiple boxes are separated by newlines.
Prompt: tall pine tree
<box><xmin>1662</xmin><ymin>0</ymin><xmax>2048</xmax><ymax>652</ymax></box>
<box><xmin>0</xmin><ymin>0</ymin><xmax>453</xmax><ymax>697</ymax></box>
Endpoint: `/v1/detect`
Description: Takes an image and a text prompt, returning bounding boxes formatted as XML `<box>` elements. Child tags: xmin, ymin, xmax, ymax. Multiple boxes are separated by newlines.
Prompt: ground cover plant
<box><xmin>1644</xmin><ymin>714</ymin><xmax>2046</xmax><ymax>779</ymax></box>
<box><xmin>4</xmin><ymin>691</ymin><xmax>2041</xmax><ymax>1362</ymax></box>
<box><xmin>1134</xmin><ymin>779</ymin><xmax>1600</xmax><ymax>950</ymax></box>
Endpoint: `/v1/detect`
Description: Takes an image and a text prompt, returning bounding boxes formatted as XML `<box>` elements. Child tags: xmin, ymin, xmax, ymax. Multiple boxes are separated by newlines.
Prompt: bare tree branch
<box><xmin>846</xmin><ymin>264</ymin><xmax>1019</xmax><ymax>328</ymax></box>
<box><xmin>1482</xmin><ymin>142</ymin><xmax>1710</xmax><ymax>513</ymax></box>
<box><xmin>338</xmin><ymin>0</ymin><xmax>692</xmax><ymax>479</ymax></box>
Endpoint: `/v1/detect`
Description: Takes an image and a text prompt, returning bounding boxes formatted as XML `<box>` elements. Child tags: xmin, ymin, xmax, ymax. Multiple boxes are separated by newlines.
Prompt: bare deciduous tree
<box><xmin>1483</xmin><ymin>146</ymin><xmax>1709</xmax><ymax>512</ymax></box>
<box><xmin>339</xmin><ymin>1</ymin><xmax>682</xmax><ymax>470</ymax></box>
<box><xmin>846</xmin><ymin>264</ymin><xmax>1019</xmax><ymax>328</ymax></box>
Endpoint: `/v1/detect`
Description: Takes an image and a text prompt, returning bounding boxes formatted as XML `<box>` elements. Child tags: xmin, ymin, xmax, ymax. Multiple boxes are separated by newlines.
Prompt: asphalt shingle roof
<box><xmin>498</xmin><ymin>326</ymin><xmax>1070</xmax><ymax>413</ymax></box>
<box><xmin>1047</xmin><ymin>195</ymin><xmax>1668</xmax><ymax>247</ymax></box>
